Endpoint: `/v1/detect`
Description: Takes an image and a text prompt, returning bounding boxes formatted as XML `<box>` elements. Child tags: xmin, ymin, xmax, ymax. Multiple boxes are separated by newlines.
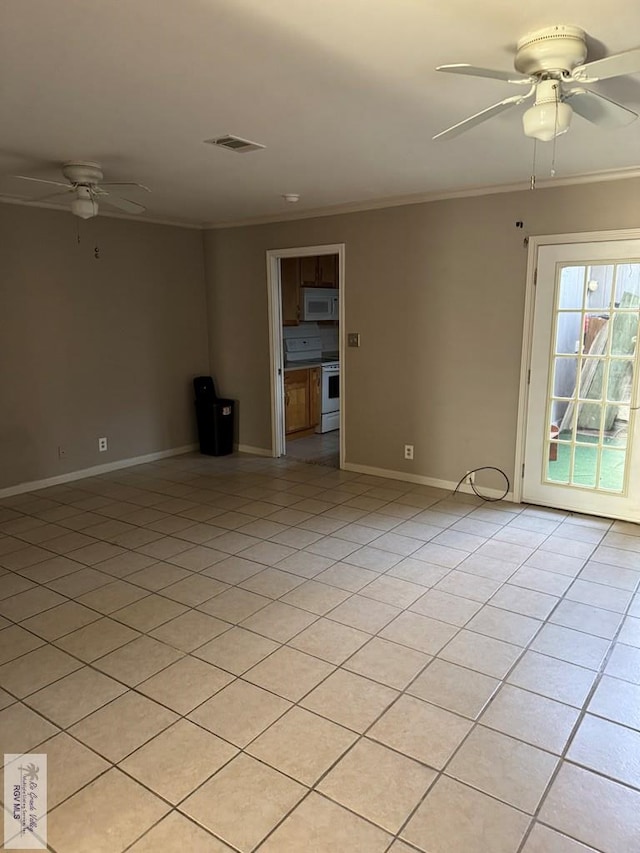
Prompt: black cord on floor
<box><xmin>451</xmin><ymin>466</ymin><xmax>510</xmax><ymax>503</ymax></box>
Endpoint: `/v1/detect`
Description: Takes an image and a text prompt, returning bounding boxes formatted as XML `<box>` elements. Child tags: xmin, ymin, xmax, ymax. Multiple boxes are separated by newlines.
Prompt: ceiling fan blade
<box><xmin>32</xmin><ymin>190</ymin><xmax>73</xmax><ymax>203</ymax></box>
<box><xmin>100</xmin><ymin>182</ymin><xmax>151</xmax><ymax>193</ymax></box>
<box><xmin>565</xmin><ymin>88</ymin><xmax>638</xmax><ymax>127</ymax></box>
<box><xmin>433</xmin><ymin>93</ymin><xmax>530</xmax><ymax>140</ymax></box>
<box><xmin>572</xmin><ymin>47</ymin><xmax>640</xmax><ymax>82</ymax></box>
<box><xmin>436</xmin><ymin>64</ymin><xmax>533</xmax><ymax>84</ymax></box>
<box><xmin>13</xmin><ymin>175</ymin><xmax>70</xmax><ymax>188</ymax></box>
<box><xmin>102</xmin><ymin>194</ymin><xmax>146</xmax><ymax>214</ymax></box>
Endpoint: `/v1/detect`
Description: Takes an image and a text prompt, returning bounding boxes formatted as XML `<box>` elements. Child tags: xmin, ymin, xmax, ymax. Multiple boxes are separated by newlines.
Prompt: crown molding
<box><xmin>203</xmin><ymin>165</ymin><xmax>640</xmax><ymax>230</ymax></box>
<box><xmin>4</xmin><ymin>164</ymin><xmax>640</xmax><ymax>232</ymax></box>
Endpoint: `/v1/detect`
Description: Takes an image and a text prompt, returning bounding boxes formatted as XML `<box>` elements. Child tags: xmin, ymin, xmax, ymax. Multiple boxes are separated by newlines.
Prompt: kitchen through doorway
<box><xmin>266</xmin><ymin>244</ymin><xmax>345</xmax><ymax>468</ymax></box>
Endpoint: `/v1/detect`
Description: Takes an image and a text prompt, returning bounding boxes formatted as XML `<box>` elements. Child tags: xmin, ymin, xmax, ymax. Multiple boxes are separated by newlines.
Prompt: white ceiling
<box><xmin>2</xmin><ymin>0</ymin><xmax>640</xmax><ymax>227</ymax></box>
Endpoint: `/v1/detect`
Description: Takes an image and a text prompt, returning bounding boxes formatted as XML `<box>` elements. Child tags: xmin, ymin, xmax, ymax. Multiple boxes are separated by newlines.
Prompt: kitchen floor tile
<box><xmin>588</xmin><ymin>674</ymin><xmax>640</xmax><ymax>730</ymax></box>
<box><xmin>40</xmin><ymin>731</ymin><xmax>110</xmax><ymax>809</ymax></box>
<box><xmin>508</xmin><ymin>651</ymin><xmax>596</xmax><ymax>707</ymax></box>
<box><xmin>137</xmin><ymin>654</ymin><xmax>233</xmax><ymax>714</ymax></box>
<box><xmin>439</xmin><ymin>630</ymin><xmax>522</xmax><ymax>679</ymax></box>
<box><xmin>240</xmin><ymin>599</ymin><xmax>318</xmax><ymax>641</ymax></box>
<box><xmin>319</xmin><ymin>738</ymin><xmax>436</xmax><ymax>832</ymax></box>
<box><xmin>69</xmin><ymin>691</ymin><xmax>178</xmax><ymax>762</ymax></box>
<box><xmin>180</xmin><ymin>753</ymin><xmax>305</xmax><ymax>852</ymax></box>
<box><xmin>0</xmin><ymin>644</ymin><xmax>82</xmax><ymax>698</ymax></box>
<box><xmin>447</xmin><ymin>725</ymin><xmax>558</xmax><ymax>813</ymax></box>
<box><xmin>300</xmin><ymin>668</ymin><xmax>398</xmax><ymax>732</ymax></box>
<box><xmin>120</xmin><ymin>718</ymin><xmax>237</xmax><ymax>804</ymax></box>
<box><xmin>380</xmin><ymin>611</ymin><xmax>458</xmax><ymax>655</ymax></box>
<box><xmin>244</xmin><ymin>645</ymin><xmax>334</xmax><ymax>701</ymax></box>
<box><xmin>257</xmin><ymin>792</ymin><xmax>392</xmax><ymax>853</ymax></box>
<box><xmin>481</xmin><ymin>683</ymin><xmax>580</xmax><ymax>753</ymax></box>
<box><xmin>47</xmin><ymin>768</ymin><xmax>169</xmax><ymax>853</ymax></box>
<box><xmin>327</xmin><ymin>594</ymin><xmax>401</xmax><ymax>632</ymax></box>
<box><xmin>407</xmin><ymin>659</ymin><xmax>500</xmax><ymax>719</ymax></box>
<box><xmin>409</xmin><ymin>588</ymin><xmax>483</xmax><ymax>626</ymax></box>
<box><xmin>342</xmin><ymin>636</ymin><xmax>430</xmax><ymax>688</ymax></box>
<box><xmin>401</xmin><ymin>775</ymin><xmax>529</xmax><ymax>853</ymax></box>
<box><xmin>0</xmin><ymin>624</ymin><xmax>45</xmax><ymax>664</ymax></box>
<box><xmin>192</xmin><ymin>626</ymin><xmax>278</xmax><ymax>674</ymax></box>
<box><xmin>54</xmin><ymin>616</ymin><xmax>141</xmax><ymax>661</ymax></box>
<box><xmin>127</xmin><ymin>812</ymin><xmax>234</xmax><ymax>852</ymax></box>
<box><xmin>188</xmin><ymin>679</ymin><xmax>291</xmax><ymax>747</ymax></box>
<box><xmin>25</xmin><ymin>666</ymin><xmax>126</xmax><ymax>726</ymax></box>
<box><xmin>540</xmin><ymin>762</ymin><xmax>640</xmax><ymax>853</ymax></box>
<box><xmin>93</xmin><ymin>635</ymin><xmax>183</xmax><ymax>686</ymax></box>
<box><xmin>247</xmin><ymin>706</ymin><xmax>357</xmax><ymax>785</ymax></box>
<box><xmin>288</xmin><ymin>617</ymin><xmax>370</xmax><ymax>664</ymax></box>
<box><xmin>567</xmin><ymin>713</ymin><xmax>640</xmax><ymax>789</ymax></box>
<box><xmin>369</xmin><ymin>694</ymin><xmax>472</xmax><ymax>767</ymax></box>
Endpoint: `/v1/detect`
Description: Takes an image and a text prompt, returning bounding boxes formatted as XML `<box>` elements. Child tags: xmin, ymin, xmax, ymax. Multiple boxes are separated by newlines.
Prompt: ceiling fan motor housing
<box><xmin>61</xmin><ymin>160</ymin><xmax>104</xmax><ymax>186</ymax></box>
<box><xmin>515</xmin><ymin>25</ymin><xmax>587</xmax><ymax>76</ymax></box>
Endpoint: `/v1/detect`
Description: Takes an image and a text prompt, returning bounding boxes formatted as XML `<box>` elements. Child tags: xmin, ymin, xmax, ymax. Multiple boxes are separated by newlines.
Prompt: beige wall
<box><xmin>0</xmin><ymin>204</ymin><xmax>209</xmax><ymax>489</ymax></box>
<box><xmin>203</xmin><ymin>178</ymin><xmax>640</xmax><ymax>485</ymax></box>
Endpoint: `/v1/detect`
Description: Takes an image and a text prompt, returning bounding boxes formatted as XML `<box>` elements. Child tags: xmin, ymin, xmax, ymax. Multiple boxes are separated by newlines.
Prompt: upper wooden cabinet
<box><xmin>299</xmin><ymin>254</ymin><xmax>339</xmax><ymax>288</ymax></box>
<box><xmin>317</xmin><ymin>254</ymin><xmax>338</xmax><ymax>288</ymax></box>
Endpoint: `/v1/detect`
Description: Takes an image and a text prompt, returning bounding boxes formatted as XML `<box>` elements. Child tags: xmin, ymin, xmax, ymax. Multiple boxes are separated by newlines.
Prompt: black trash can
<box><xmin>193</xmin><ymin>376</ymin><xmax>235</xmax><ymax>456</ymax></box>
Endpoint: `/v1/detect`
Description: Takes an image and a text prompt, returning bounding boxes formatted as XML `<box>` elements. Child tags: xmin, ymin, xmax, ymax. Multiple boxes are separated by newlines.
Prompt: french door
<box><xmin>522</xmin><ymin>238</ymin><xmax>640</xmax><ymax>521</ymax></box>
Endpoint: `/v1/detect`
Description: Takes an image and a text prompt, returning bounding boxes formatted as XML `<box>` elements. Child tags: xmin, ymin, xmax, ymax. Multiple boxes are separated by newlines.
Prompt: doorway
<box><xmin>517</xmin><ymin>233</ymin><xmax>640</xmax><ymax>521</ymax></box>
<box><xmin>266</xmin><ymin>244</ymin><xmax>345</xmax><ymax>468</ymax></box>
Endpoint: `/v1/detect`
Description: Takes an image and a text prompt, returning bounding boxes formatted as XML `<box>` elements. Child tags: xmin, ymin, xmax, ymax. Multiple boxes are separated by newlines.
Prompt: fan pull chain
<box><xmin>550</xmin><ymin>83</ymin><xmax>560</xmax><ymax>177</ymax></box>
<box><xmin>530</xmin><ymin>138</ymin><xmax>537</xmax><ymax>190</ymax></box>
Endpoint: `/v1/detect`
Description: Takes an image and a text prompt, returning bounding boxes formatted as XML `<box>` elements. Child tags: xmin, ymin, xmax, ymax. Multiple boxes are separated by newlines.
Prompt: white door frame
<box><xmin>514</xmin><ymin>227</ymin><xmax>640</xmax><ymax>505</ymax></box>
<box><xmin>266</xmin><ymin>243</ymin><xmax>346</xmax><ymax>466</ymax></box>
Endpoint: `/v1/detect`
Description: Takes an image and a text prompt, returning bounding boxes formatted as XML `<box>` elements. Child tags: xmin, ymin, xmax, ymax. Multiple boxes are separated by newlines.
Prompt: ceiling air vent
<box><xmin>204</xmin><ymin>135</ymin><xmax>266</xmax><ymax>153</ymax></box>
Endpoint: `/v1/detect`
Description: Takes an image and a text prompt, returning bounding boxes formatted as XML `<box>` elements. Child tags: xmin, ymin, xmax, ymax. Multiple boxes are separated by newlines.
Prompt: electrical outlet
<box><xmin>98</xmin><ymin>437</ymin><xmax>108</xmax><ymax>452</ymax></box>
<box><xmin>57</xmin><ymin>446</ymin><xmax>66</xmax><ymax>459</ymax></box>
<box><xmin>404</xmin><ymin>444</ymin><xmax>414</xmax><ymax>460</ymax></box>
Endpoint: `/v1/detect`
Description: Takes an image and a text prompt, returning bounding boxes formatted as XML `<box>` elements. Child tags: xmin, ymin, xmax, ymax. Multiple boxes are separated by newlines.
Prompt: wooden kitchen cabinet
<box><xmin>299</xmin><ymin>254</ymin><xmax>339</xmax><ymax>288</ymax></box>
<box><xmin>285</xmin><ymin>367</ymin><xmax>321</xmax><ymax>435</ymax></box>
<box><xmin>309</xmin><ymin>366</ymin><xmax>321</xmax><ymax>427</ymax></box>
<box><xmin>281</xmin><ymin>257</ymin><xmax>300</xmax><ymax>326</ymax></box>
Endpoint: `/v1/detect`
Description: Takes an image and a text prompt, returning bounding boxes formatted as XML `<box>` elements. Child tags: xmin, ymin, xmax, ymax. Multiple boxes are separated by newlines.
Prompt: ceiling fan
<box><xmin>12</xmin><ymin>161</ymin><xmax>150</xmax><ymax>219</ymax></box>
<box><xmin>433</xmin><ymin>25</ymin><xmax>640</xmax><ymax>142</ymax></box>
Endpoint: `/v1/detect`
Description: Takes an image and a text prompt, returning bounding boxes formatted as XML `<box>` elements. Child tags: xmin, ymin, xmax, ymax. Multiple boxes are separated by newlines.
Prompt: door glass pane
<box><xmin>553</xmin><ymin>358</ymin><xmax>577</xmax><ymax>397</ymax></box>
<box><xmin>615</xmin><ymin>264</ymin><xmax>640</xmax><ymax>304</ymax></box>
<box><xmin>571</xmin><ymin>445</ymin><xmax>597</xmax><ymax>487</ymax></box>
<box><xmin>586</xmin><ymin>265</ymin><xmax>614</xmax><ymax>310</ymax></box>
<box><xmin>544</xmin><ymin>259</ymin><xmax>638</xmax><ymax>495</ymax></box>
<box><xmin>547</xmin><ymin>441</ymin><xmax>570</xmax><ymax>484</ymax></box>
<box><xmin>574</xmin><ymin>400</ymin><xmax>602</xmax><ymax>436</ymax></box>
<box><xmin>599</xmin><ymin>449</ymin><xmax>626</xmax><ymax>491</ymax></box>
<box><xmin>611</xmin><ymin>313</ymin><xmax>639</xmax><ymax>355</ymax></box>
<box><xmin>583</xmin><ymin>315</ymin><xmax>609</xmax><ymax>355</ymax></box>
<box><xmin>559</xmin><ymin>267</ymin><xmax>585</xmax><ymax>310</ymax></box>
<box><xmin>579</xmin><ymin>359</ymin><xmax>605</xmax><ymax>399</ymax></box>
<box><xmin>555</xmin><ymin>313</ymin><xmax>582</xmax><ymax>354</ymax></box>
<box><xmin>607</xmin><ymin>360</ymin><xmax>633</xmax><ymax>402</ymax></box>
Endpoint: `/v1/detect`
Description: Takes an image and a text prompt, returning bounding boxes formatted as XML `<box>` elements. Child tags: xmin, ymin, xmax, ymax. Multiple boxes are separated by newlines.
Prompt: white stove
<box><xmin>318</xmin><ymin>360</ymin><xmax>340</xmax><ymax>433</ymax></box>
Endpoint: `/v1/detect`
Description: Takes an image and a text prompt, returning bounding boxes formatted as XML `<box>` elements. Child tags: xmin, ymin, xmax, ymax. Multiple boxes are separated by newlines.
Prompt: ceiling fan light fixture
<box><xmin>522</xmin><ymin>99</ymin><xmax>573</xmax><ymax>141</ymax></box>
<box><xmin>71</xmin><ymin>188</ymin><xmax>98</xmax><ymax>219</ymax></box>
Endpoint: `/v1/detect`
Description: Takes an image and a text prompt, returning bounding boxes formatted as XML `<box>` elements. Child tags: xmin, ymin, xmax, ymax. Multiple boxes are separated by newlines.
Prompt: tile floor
<box><xmin>0</xmin><ymin>452</ymin><xmax>639</xmax><ymax>852</ymax></box>
<box><xmin>285</xmin><ymin>431</ymin><xmax>339</xmax><ymax>467</ymax></box>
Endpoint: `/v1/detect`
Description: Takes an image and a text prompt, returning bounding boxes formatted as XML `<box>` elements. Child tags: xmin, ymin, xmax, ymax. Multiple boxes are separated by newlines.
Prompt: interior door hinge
<box><xmin>527</xmin><ymin>369</ymin><xmax>531</xmax><ymax>385</ymax></box>
<box><xmin>522</xmin><ymin>463</ymin><xmax>525</xmax><ymax>477</ymax></box>
<box><xmin>533</xmin><ymin>268</ymin><xmax>538</xmax><ymax>286</ymax></box>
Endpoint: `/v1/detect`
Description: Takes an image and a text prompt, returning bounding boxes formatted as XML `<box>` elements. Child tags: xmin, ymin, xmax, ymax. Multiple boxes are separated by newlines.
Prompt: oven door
<box><xmin>322</xmin><ymin>366</ymin><xmax>340</xmax><ymax>414</ymax></box>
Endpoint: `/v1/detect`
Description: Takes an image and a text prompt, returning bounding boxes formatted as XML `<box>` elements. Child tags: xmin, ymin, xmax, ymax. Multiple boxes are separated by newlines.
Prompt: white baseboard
<box><xmin>342</xmin><ymin>462</ymin><xmax>514</xmax><ymax>502</ymax></box>
<box><xmin>0</xmin><ymin>444</ymin><xmax>199</xmax><ymax>499</ymax></box>
<box><xmin>235</xmin><ymin>444</ymin><xmax>272</xmax><ymax>457</ymax></box>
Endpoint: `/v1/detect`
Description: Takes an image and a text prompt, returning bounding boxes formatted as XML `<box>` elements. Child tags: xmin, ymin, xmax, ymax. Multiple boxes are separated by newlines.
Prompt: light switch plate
<box><xmin>347</xmin><ymin>333</ymin><xmax>360</xmax><ymax>347</ymax></box>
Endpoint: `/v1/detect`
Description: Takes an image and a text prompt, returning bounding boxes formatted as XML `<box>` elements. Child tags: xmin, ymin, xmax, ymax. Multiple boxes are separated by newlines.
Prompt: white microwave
<box><xmin>302</xmin><ymin>287</ymin><xmax>338</xmax><ymax>321</ymax></box>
